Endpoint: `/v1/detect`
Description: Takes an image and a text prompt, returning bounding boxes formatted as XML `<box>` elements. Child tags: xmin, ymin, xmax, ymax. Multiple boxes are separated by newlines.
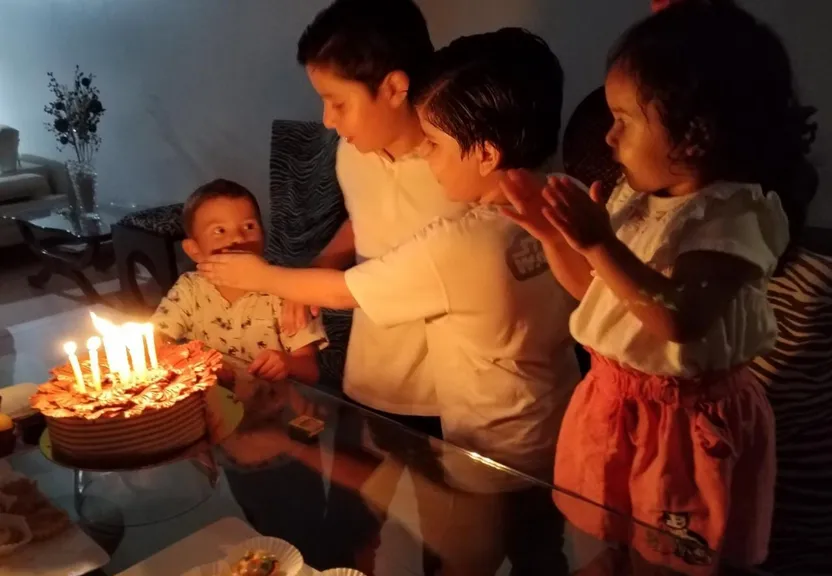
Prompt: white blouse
<box><xmin>570</xmin><ymin>181</ymin><xmax>789</xmax><ymax>377</ymax></box>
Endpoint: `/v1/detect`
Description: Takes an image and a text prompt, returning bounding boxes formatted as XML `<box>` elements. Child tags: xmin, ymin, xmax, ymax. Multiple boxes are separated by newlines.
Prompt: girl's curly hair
<box><xmin>609</xmin><ymin>0</ymin><xmax>818</xmax><ymax>257</ymax></box>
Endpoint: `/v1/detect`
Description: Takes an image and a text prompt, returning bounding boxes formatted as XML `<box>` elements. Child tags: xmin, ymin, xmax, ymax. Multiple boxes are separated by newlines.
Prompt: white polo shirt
<box><xmin>344</xmin><ymin>205</ymin><xmax>580</xmax><ymax>477</ymax></box>
<box><xmin>336</xmin><ymin>140</ymin><xmax>468</xmax><ymax>415</ymax></box>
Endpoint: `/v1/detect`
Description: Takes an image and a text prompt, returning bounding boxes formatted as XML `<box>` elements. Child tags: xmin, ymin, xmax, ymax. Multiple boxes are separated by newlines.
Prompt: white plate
<box><xmin>224</xmin><ymin>536</ymin><xmax>304</xmax><ymax>576</ymax></box>
<box><xmin>320</xmin><ymin>570</ymin><xmax>368</xmax><ymax>576</ymax></box>
<box><xmin>181</xmin><ymin>559</ymin><xmax>232</xmax><ymax>576</ymax></box>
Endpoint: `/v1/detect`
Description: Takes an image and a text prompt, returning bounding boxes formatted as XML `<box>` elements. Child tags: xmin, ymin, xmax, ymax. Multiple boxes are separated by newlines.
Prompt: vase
<box><xmin>66</xmin><ymin>159</ymin><xmax>99</xmax><ymax>219</ymax></box>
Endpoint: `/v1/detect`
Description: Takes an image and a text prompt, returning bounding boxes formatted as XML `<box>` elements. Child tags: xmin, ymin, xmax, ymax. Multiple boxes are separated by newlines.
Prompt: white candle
<box><xmin>125</xmin><ymin>323</ymin><xmax>147</xmax><ymax>378</ymax></box>
<box><xmin>63</xmin><ymin>341</ymin><xmax>86</xmax><ymax>394</ymax></box>
<box><xmin>87</xmin><ymin>336</ymin><xmax>102</xmax><ymax>391</ymax></box>
<box><xmin>143</xmin><ymin>323</ymin><xmax>158</xmax><ymax>369</ymax></box>
<box><xmin>91</xmin><ymin>312</ymin><xmax>130</xmax><ymax>384</ymax></box>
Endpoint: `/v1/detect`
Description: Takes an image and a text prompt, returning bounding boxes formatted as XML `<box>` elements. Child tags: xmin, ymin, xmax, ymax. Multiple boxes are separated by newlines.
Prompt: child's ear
<box><xmin>182</xmin><ymin>238</ymin><xmax>202</xmax><ymax>263</ymax></box>
<box><xmin>477</xmin><ymin>142</ymin><xmax>502</xmax><ymax>177</ymax></box>
<box><xmin>383</xmin><ymin>71</ymin><xmax>410</xmax><ymax>108</ymax></box>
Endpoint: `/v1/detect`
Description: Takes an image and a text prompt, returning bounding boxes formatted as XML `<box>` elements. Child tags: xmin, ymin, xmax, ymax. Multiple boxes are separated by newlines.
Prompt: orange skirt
<box><xmin>554</xmin><ymin>352</ymin><xmax>775</xmax><ymax>573</ymax></box>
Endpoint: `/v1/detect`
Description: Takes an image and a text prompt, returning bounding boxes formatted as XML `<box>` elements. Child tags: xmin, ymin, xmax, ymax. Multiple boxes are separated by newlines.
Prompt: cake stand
<box><xmin>38</xmin><ymin>386</ymin><xmax>243</xmax><ymax>528</ymax></box>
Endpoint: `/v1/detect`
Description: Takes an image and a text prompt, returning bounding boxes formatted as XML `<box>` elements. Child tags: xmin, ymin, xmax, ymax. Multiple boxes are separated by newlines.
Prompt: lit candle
<box><xmin>143</xmin><ymin>323</ymin><xmax>158</xmax><ymax>369</ymax></box>
<box><xmin>63</xmin><ymin>341</ymin><xmax>86</xmax><ymax>394</ymax></box>
<box><xmin>91</xmin><ymin>312</ymin><xmax>131</xmax><ymax>383</ymax></box>
<box><xmin>125</xmin><ymin>323</ymin><xmax>147</xmax><ymax>378</ymax></box>
<box><xmin>87</xmin><ymin>336</ymin><xmax>102</xmax><ymax>391</ymax></box>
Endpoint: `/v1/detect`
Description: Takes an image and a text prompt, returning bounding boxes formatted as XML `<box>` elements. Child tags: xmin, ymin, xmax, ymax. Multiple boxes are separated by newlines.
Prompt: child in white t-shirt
<box><xmin>503</xmin><ymin>2</ymin><xmax>816</xmax><ymax>572</ymax></box>
<box><xmin>199</xmin><ymin>28</ymin><xmax>579</xmax><ymax>482</ymax></box>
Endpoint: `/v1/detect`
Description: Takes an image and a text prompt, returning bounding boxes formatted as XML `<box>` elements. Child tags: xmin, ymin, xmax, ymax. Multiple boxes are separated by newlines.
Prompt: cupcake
<box><xmin>0</xmin><ymin>413</ymin><xmax>15</xmax><ymax>458</ymax></box>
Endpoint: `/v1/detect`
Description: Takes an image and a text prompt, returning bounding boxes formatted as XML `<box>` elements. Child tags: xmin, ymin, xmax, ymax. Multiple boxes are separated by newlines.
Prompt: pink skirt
<box><xmin>554</xmin><ymin>352</ymin><xmax>775</xmax><ymax>573</ymax></box>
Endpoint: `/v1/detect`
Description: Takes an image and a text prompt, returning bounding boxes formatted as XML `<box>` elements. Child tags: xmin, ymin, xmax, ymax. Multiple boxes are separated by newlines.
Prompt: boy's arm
<box><xmin>286</xmin><ymin>345</ymin><xmax>320</xmax><ymax>385</ymax></box>
<box><xmin>200</xmin><ymin>231</ymin><xmax>449</xmax><ymax>326</ymax></box>
<box><xmin>312</xmin><ymin>220</ymin><xmax>355</xmax><ymax>270</ymax></box>
<box><xmin>281</xmin><ymin>220</ymin><xmax>355</xmax><ymax>335</ymax></box>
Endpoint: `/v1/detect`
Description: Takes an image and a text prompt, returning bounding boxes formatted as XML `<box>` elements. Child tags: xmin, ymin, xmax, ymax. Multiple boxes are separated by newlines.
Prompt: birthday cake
<box><xmin>29</xmin><ymin>341</ymin><xmax>222</xmax><ymax>468</ymax></box>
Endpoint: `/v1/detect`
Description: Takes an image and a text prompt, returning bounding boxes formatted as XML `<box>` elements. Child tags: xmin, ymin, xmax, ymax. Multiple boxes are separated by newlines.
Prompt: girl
<box><xmin>502</xmin><ymin>1</ymin><xmax>815</xmax><ymax>573</ymax></box>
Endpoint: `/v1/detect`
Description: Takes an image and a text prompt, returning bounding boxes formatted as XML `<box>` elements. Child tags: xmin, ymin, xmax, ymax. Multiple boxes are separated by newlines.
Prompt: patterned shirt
<box><xmin>151</xmin><ymin>272</ymin><xmax>328</xmax><ymax>361</ymax></box>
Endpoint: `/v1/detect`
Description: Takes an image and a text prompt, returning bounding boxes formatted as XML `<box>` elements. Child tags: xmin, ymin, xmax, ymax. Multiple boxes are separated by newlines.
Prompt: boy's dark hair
<box><xmin>410</xmin><ymin>28</ymin><xmax>564</xmax><ymax>171</ymax></box>
<box><xmin>609</xmin><ymin>0</ymin><xmax>818</xmax><ymax>253</ymax></box>
<box><xmin>296</xmin><ymin>0</ymin><xmax>433</xmax><ymax>94</ymax></box>
<box><xmin>182</xmin><ymin>179</ymin><xmax>261</xmax><ymax>237</ymax></box>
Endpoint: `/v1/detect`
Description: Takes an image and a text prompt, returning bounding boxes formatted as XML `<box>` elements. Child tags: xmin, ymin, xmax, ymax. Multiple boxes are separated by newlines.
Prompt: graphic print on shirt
<box><xmin>505</xmin><ymin>230</ymin><xmax>548</xmax><ymax>281</ymax></box>
<box><xmin>646</xmin><ymin>511</ymin><xmax>714</xmax><ymax>566</ymax></box>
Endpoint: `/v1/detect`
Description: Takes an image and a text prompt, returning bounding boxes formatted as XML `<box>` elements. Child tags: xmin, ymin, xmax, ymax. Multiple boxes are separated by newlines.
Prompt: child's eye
<box><xmin>213</xmin><ymin>226</ymin><xmax>226</xmax><ymax>235</ymax></box>
<box><xmin>243</xmin><ymin>222</ymin><xmax>257</xmax><ymax>231</ymax></box>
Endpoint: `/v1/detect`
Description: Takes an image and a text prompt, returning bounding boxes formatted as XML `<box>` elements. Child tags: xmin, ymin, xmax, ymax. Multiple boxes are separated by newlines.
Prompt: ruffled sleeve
<box><xmin>674</xmin><ymin>183</ymin><xmax>790</xmax><ymax>276</ymax></box>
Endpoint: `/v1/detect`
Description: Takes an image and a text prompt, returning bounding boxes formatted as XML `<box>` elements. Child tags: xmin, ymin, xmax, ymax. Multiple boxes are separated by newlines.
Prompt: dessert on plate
<box><xmin>231</xmin><ymin>549</ymin><xmax>283</xmax><ymax>576</ymax></box>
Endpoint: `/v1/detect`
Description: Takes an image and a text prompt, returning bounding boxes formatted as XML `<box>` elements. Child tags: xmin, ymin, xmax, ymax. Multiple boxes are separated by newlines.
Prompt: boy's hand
<box><xmin>281</xmin><ymin>300</ymin><xmax>320</xmax><ymax>336</ymax></box>
<box><xmin>198</xmin><ymin>253</ymin><xmax>271</xmax><ymax>292</ymax></box>
<box><xmin>249</xmin><ymin>349</ymin><xmax>290</xmax><ymax>382</ymax></box>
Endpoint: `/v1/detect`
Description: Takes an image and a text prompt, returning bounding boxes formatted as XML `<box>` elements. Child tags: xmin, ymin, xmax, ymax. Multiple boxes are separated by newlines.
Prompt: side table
<box><xmin>0</xmin><ymin>204</ymin><xmax>132</xmax><ymax>304</ymax></box>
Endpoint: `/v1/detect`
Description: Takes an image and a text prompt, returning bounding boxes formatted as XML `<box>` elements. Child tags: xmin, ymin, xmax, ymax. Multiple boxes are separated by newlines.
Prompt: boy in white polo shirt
<box><xmin>292</xmin><ymin>0</ymin><xmax>468</xmax><ymax>437</ymax></box>
<box><xmin>201</xmin><ymin>27</ymin><xmax>580</xmax><ymax>482</ymax></box>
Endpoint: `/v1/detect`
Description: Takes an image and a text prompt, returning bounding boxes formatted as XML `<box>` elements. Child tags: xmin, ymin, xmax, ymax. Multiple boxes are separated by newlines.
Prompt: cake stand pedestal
<box><xmin>39</xmin><ymin>386</ymin><xmax>243</xmax><ymax>528</ymax></box>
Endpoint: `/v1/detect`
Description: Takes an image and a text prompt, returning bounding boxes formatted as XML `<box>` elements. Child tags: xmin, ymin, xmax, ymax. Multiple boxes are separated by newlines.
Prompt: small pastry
<box><xmin>231</xmin><ymin>550</ymin><xmax>282</xmax><ymax>576</ymax></box>
<box><xmin>0</xmin><ymin>413</ymin><xmax>15</xmax><ymax>457</ymax></box>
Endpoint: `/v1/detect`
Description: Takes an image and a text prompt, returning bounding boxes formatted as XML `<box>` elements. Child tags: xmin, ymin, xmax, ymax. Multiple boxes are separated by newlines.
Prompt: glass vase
<box><xmin>67</xmin><ymin>159</ymin><xmax>99</xmax><ymax>220</ymax></box>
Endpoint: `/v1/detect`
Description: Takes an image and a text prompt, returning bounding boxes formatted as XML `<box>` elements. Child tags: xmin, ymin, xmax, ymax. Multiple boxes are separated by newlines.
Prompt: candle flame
<box><xmin>90</xmin><ymin>312</ymin><xmax>115</xmax><ymax>334</ymax></box>
<box><xmin>63</xmin><ymin>341</ymin><xmax>77</xmax><ymax>355</ymax></box>
<box><xmin>87</xmin><ymin>336</ymin><xmax>101</xmax><ymax>350</ymax></box>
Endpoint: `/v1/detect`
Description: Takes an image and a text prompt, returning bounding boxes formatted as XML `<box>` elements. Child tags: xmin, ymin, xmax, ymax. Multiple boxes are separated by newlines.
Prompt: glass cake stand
<box><xmin>39</xmin><ymin>386</ymin><xmax>243</xmax><ymax>528</ymax></box>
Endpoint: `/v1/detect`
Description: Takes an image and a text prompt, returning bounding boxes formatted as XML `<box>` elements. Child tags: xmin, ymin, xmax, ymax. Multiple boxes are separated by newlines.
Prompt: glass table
<box><xmin>1</xmin><ymin>305</ymin><xmax>766</xmax><ymax>576</ymax></box>
<box><xmin>0</xmin><ymin>203</ymin><xmax>133</xmax><ymax>303</ymax></box>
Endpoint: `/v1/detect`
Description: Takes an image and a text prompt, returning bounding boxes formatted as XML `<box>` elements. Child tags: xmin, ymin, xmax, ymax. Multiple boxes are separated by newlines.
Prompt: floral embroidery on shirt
<box><xmin>257</xmin><ymin>341</ymin><xmax>267</xmax><ymax>349</ymax></box>
<box><xmin>212</xmin><ymin>317</ymin><xmax>232</xmax><ymax>331</ymax></box>
<box><xmin>157</xmin><ymin>305</ymin><xmax>169</xmax><ymax>315</ymax></box>
<box><xmin>167</xmin><ymin>291</ymin><xmax>181</xmax><ymax>303</ymax></box>
<box><xmin>240</xmin><ymin>318</ymin><xmax>252</xmax><ymax>329</ymax></box>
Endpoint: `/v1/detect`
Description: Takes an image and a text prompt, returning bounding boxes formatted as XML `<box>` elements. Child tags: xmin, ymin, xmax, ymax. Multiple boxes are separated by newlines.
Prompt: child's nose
<box><xmin>604</xmin><ymin>125</ymin><xmax>618</xmax><ymax>149</ymax></box>
<box><xmin>230</xmin><ymin>228</ymin><xmax>245</xmax><ymax>243</ymax></box>
<box><xmin>322</xmin><ymin>107</ymin><xmax>336</xmax><ymax>130</ymax></box>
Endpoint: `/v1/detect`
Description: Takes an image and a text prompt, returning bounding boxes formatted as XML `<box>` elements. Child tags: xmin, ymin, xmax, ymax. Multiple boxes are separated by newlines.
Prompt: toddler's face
<box><xmin>306</xmin><ymin>65</ymin><xmax>412</xmax><ymax>154</ymax></box>
<box><xmin>184</xmin><ymin>197</ymin><xmax>264</xmax><ymax>263</ymax></box>
<box><xmin>603</xmin><ymin>65</ymin><xmax>698</xmax><ymax>197</ymax></box>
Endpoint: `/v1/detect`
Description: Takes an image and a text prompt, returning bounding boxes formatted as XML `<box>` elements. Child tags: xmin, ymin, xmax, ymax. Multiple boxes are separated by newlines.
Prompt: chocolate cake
<box><xmin>30</xmin><ymin>341</ymin><xmax>222</xmax><ymax>469</ymax></box>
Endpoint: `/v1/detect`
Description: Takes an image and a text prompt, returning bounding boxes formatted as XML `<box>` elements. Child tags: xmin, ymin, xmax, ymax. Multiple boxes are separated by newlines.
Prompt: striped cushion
<box><xmin>265</xmin><ymin>120</ymin><xmax>351</xmax><ymax>390</ymax></box>
<box><xmin>751</xmin><ymin>245</ymin><xmax>832</xmax><ymax>575</ymax></box>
